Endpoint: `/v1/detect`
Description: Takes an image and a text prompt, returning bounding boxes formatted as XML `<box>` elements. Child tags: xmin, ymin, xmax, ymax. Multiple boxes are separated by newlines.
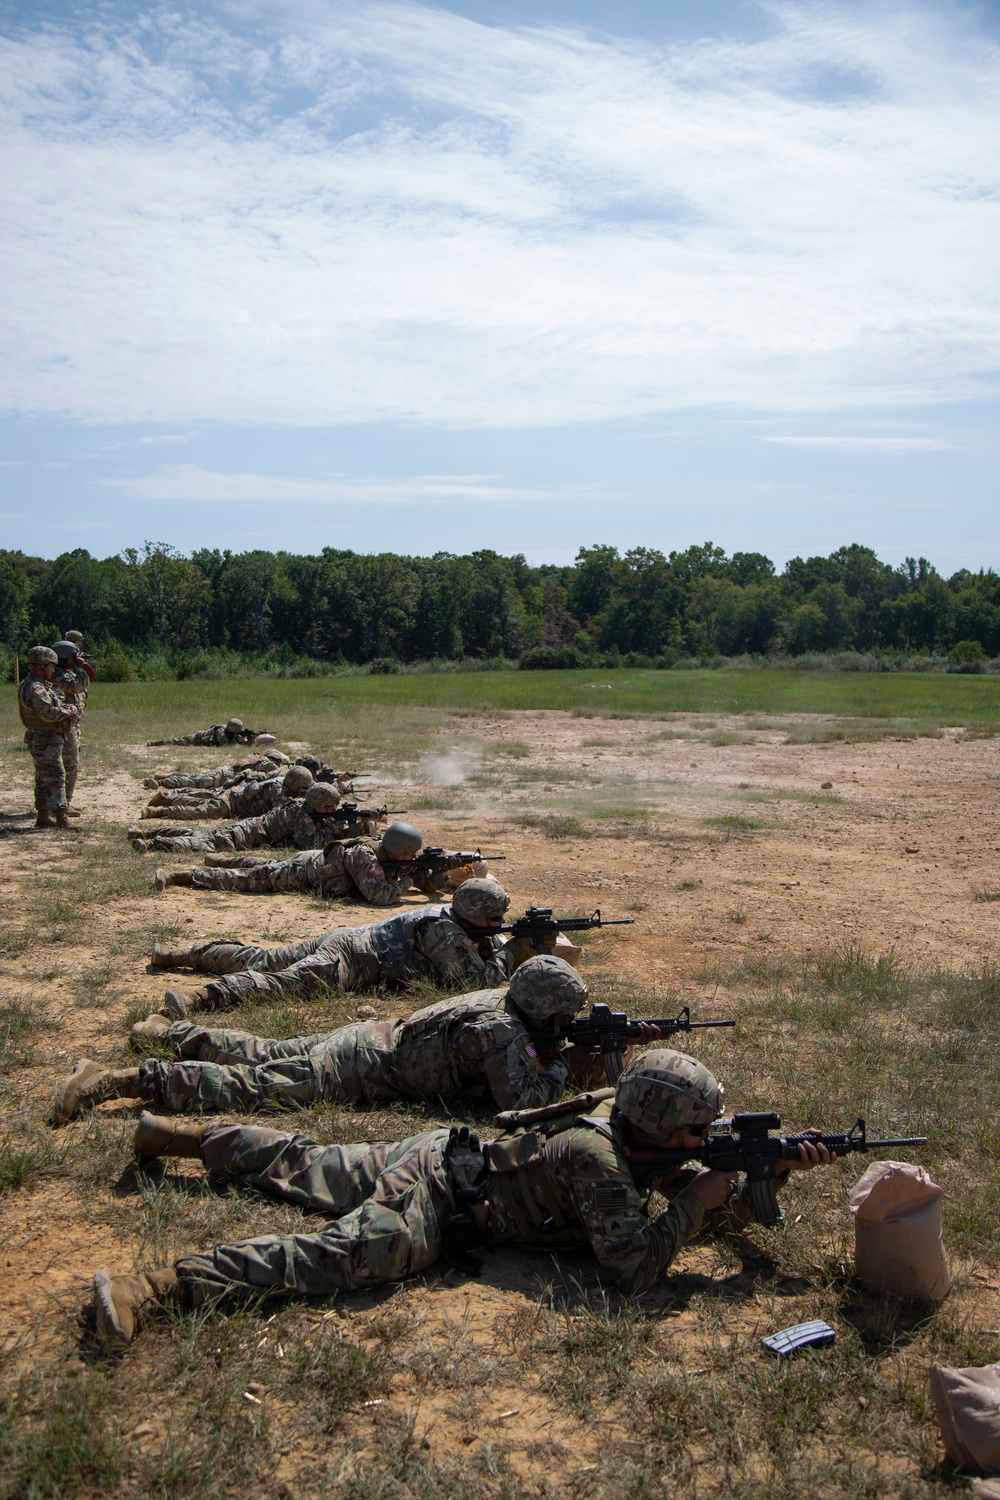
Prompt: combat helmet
<box><xmin>295</xmin><ymin>755</ymin><xmax>321</xmax><ymax>774</ymax></box>
<box><xmin>52</xmin><ymin>640</ymin><xmax>78</xmax><ymax>662</ymax></box>
<box><xmin>26</xmin><ymin>645</ymin><xmax>58</xmax><ymax>667</ymax></box>
<box><xmin>380</xmin><ymin>822</ymin><xmax>423</xmax><ymax>859</ymax></box>
<box><xmin>64</xmin><ymin>630</ymin><xmax>84</xmax><ymax>646</ymax></box>
<box><xmin>282</xmin><ymin>765</ymin><xmax>313</xmax><ymax>794</ymax></box>
<box><xmin>451</xmin><ymin>878</ymin><xmax>510</xmax><ymax>923</ymax></box>
<box><xmin>226</xmin><ymin>718</ymin><xmax>244</xmax><ymax>733</ymax></box>
<box><xmin>615</xmin><ymin>1048</ymin><xmax>724</xmax><ymax>1140</ymax></box>
<box><xmin>507</xmin><ymin>954</ymin><xmax>587</xmax><ymax>1025</ymax></box>
<box><xmin>304</xmin><ymin>782</ymin><xmax>341</xmax><ymax>814</ymax></box>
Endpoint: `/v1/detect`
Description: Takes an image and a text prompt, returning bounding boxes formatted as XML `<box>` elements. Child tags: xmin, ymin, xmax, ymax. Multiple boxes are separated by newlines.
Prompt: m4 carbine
<box><xmin>527</xmin><ymin>1003</ymin><xmax>736</xmax><ymax>1084</ymax></box>
<box><xmin>498</xmin><ymin>907</ymin><xmax>635</xmax><ymax>947</ymax></box>
<box><xmin>336</xmin><ymin>802</ymin><xmax>407</xmax><ymax>829</ymax></box>
<box><xmin>627</xmin><ymin>1111</ymin><xmax>928</xmax><ymax>1226</ymax></box>
<box><xmin>394</xmin><ymin>847</ymin><xmax>505</xmax><ymax>875</ymax></box>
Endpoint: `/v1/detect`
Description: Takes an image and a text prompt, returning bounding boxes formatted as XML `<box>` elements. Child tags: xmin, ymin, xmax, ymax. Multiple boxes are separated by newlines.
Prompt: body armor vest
<box><xmin>18</xmin><ymin>677</ymin><xmax>66</xmax><ymax>733</ymax></box>
<box><xmin>391</xmin><ymin>991</ymin><xmax>506</xmax><ymax>1093</ymax></box>
<box><xmin>487</xmin><ymin>1093</ymin><xmax>618</xmax><ymax>1245</ymax></box>
<box><xmin>368</xmin><ymin>904</ymin><xmax>449</xmax><ymax>982</ymax></box>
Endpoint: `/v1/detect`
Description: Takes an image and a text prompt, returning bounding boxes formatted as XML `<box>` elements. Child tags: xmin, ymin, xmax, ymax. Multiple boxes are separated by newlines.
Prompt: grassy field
<box><xmin>4</xmin><ymin>667</ymin><xmax>1000</xmax><ymax>740</ymax></box>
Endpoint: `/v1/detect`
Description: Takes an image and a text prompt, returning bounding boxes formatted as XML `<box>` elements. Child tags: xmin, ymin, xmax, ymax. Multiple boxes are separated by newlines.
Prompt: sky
<box><xmin>0</xmin><ymin>0</ymin><xmax>998</xmax><ymax>573</ymax></box>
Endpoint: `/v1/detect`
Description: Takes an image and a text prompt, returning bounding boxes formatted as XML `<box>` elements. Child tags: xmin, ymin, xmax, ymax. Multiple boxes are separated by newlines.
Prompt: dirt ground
<box><xmin>1</xmin><ymin>708</ymin><xmax>997</xmax><ymax>1497</ymax></box>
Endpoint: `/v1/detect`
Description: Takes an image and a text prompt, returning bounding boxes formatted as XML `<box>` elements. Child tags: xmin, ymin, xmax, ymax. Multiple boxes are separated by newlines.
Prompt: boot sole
<box><xmin>93</xmin><ymin>1270</ymin><xmax>129</xmax><ymax>1345</ymax></box>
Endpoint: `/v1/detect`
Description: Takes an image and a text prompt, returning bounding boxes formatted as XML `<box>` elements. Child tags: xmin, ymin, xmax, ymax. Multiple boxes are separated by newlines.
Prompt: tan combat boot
<box><xmin>134</xmin><ymin>1111</ymin><xmax>208</xmax><ymax>1159</ymax></box>
<box><xmin>66</xmin><ymin>805</ymin><xmax>83</xmax><ymax>817</ymax></box>
<box><xmin>52</xmin><ymin>1061</ymin><xmax>143</xmax><ymax>1124</ymax></box>
<box><xmin>53</xmin><ymin>808</ymin><xmax>72</xmax><ymax>828</ymax></box>
<box><xmin>130</xmin><ymin>1013</ymin><xmax>172</xmax><ymax>1045</ymax></box>
<box><xmin>93</xmin><ymin>1266</ymin><xmax>178</xmax><ymax>1347</ymax></box>
<box><xmin>163</xmin><ymin>986</ymin><xmax>214</xmax><ymax>1020</ymax></box>
<box><xmin>151</xmin><ymin>943</ymin><xmax>196</xmax><ymax>968</ymax></box>
<box><xmin>143</xmin><ymin>777</ymin><xmax>159</xmax><ymax>790</ymax></box>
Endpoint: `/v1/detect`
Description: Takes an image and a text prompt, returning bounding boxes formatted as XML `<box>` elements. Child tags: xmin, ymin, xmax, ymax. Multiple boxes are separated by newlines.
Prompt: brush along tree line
<box><xmin>2</xmin><ymin>540</ymin><xmax>999</xmax><ymax>677</ymax></box>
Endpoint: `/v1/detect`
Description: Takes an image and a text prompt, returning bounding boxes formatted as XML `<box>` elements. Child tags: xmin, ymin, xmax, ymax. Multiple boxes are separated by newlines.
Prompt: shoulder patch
<box><xmin>524</xmin><ymin>1043</ymin><xmax>537</xmax><ymax>1059</ymax></box>
<box><xmin>593</xmin><ymin>1183</ymin><xmax>629</xmax><ymax>1214</ymax></box>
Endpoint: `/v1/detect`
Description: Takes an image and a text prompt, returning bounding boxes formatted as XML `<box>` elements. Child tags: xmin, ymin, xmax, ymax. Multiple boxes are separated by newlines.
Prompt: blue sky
<box><xmin>1</xmin><ymin>0</ymin><xmax>998</xmax><ymax>572</ymax></box>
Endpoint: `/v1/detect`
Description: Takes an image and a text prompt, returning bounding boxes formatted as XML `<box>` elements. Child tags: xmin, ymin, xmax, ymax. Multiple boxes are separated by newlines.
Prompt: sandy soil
<box><xmin>1</xmin><ymin>709</ymin><xmax>997</xmax><ymax>1485</ymax></box>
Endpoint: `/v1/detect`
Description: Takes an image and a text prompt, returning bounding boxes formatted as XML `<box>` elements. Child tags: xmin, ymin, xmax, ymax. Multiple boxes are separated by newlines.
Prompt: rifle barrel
<box><xmin>862</xmin><ymin>1137</ymin><xmax>928</xmax><ymax>1149</ymax></box>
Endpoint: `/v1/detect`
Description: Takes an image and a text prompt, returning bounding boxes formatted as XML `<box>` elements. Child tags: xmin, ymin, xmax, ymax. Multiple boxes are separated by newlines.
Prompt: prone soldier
<box><xmin>17</xmin><ymin>645</ymin><xmax>79</xmax><ymax>828</ymax></box>
<box><xmin>53</xmin><ymin>955</ymin><xmax>613</xmax><ymax>1120</ymax></box>
<box><xmin>147</xmin><ymin>718</ymin><xmax>273</xmax><ymax>748</ymax></box>
<box><xmin>87</xmin><ymin>1047</ymin><xmax>838</xmax><ymax>1347</ymax></box>
<box><xmin>143</xmin><ymin>750</ymin><xmax>290</xmax><ymax>794</ymax></box>
<box><xmin>139</xmin><ymin>764</ymin><xmax>313</xmax><ymax>822</ymax></box>
<box><xmin>153</xmin><ymin>821</ymin><xmax>490</xmax><ymax>905</ymax></box>
<box><xmin>145</xmin><ymin>878</ymin><xmax>532</xmax><ymax>1019</ymax></box>
<box><xmin>130</xmin><ymin>781</ymin><xmax>344</xmax><ymax>854</ymax></box>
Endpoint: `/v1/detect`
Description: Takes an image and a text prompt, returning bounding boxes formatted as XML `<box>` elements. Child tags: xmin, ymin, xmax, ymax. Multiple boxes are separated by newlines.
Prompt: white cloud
<box><xmin>760</xmin><ymin>435</ymin><xmax>961</xmax><ymax>451</ymax></box>
<box><xmin>0</xmin><ymin>2</ymin><xmax>998</xmax><ymax>427</ymax></box>
<box><xmin>97</xmin><ymin>463</ymin><xmax>595</xmax><ymax>503</ymax></box>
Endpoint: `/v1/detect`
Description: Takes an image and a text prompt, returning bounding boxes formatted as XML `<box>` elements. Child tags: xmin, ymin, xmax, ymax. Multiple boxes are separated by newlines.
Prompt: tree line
<box><xmin>2</xmin><ymin>540</ymin><xmax>999</xmax><ymax>674</ymax></box>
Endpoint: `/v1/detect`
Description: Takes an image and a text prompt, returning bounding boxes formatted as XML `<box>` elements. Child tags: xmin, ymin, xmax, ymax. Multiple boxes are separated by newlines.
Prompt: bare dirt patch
<box><xmin>1</xmin><ymin>709</ymin><xmax>996</xmax><ymax>1498</ymax></box>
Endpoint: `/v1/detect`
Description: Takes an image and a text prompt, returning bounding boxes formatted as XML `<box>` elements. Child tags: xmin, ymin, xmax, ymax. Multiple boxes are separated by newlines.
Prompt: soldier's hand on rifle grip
<box><xmin>687</xmin><ymin>1169</ymin><xmax>739</xmax><ymax>1211</ymax></box>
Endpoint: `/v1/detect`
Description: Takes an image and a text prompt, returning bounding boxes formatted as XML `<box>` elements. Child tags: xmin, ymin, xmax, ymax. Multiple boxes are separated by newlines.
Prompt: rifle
<box><xmin>527</xmin><ymin>1003</ymin><xmax>736</xmax><ymax>1084</ymax></box>
<box><xmin>317</xmin><ymin>770</ymin><xmax>370</xmax><ymax>784</ymax></box>
<box><xmin>394</xmin><ymin>846</ymin><xmax>505</xmax><ymax>876</ymax></box>
<box><xmin>336</xmin><ymin>802</ymin><xmax>407</xmax><ymax>831</ymax></box>
<box><xmin>627</xmin><ymin>1111</ymin><xmax>928</xmax><ymax>1226</ymax></box>
<box><xmin>498</xmin><ymin>907</ymin><xmax>635</xmax><ymax>947</ymax></box>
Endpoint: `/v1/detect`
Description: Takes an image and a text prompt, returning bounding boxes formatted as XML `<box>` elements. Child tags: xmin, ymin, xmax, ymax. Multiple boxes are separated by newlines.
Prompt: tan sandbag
<box><xmin>849</xmin><ymin>1160</ymin><xmax>951</xmax><ymax>1301</ymax></box>
<box><xmin>972</xmin><ymin>1479</ymin><xmax>1000</xmax><ymax>1498</ymax></box>
<box><xmin>551</xmin><ymin>932</ymin><xmax>583</xmax><ymax>968</ymax></box>
<box><xmin>930</xmin><ymin>1363</ymin><xmax>1000</xmax><ymax>1473</ymax></box>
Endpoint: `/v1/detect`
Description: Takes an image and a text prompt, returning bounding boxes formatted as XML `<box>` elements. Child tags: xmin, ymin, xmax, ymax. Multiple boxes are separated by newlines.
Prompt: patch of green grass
<box><xmin>0</xmin><ymin>1368</ymin><xmax>125</xmax><ymax>1499</ymax></box>
<box><xmin>515</xmin><ymin>813</ymin><xmax>590</xmax><ymax>840</ymax></box>
<box><xmin>486</xmin><ymin>741</ymin><xmax>531</xmax><ymax>758</ymax></box>
<box><xmin>0</xmin><ymin>1000</ymin><xmax>54</xmax><ymax>1075</ymax></box>
<box><xmin>702</xmin><ymin>814</ymin><xmax>777</xmax><ymax>838</ymax></box>
<box><xmin>0</xmin><ymin>1124</ymin><xmax>62</xmax><ymax>1194</ymax></box>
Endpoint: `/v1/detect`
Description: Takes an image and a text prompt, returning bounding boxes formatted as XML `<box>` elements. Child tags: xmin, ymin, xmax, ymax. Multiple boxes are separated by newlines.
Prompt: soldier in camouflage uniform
<box><xmin>147</xmin><ymin>878</ymin><xmax>522</xmax><ymax>1020</ymax></box>
<box><xmin>52</xmin><ymin>637</ymin><xmax>95</xmax><ymax>814</ymax></box>
<box><xmin>17</xmin><ymin>645</ymin><xmax>79</xmax><ymax>828</ymax></box>
<box><xmin>154</xmin><ymin>821</ymin><xmax>487</xmax><ymax>904</ymax></box>
<box><xmin>129</xmin><ymin>781</ymin><xmax>343</xmax><ymax>854</ymax></box>
<box><xmin>147</xmin><ymin>718</ymin><xmax>271</xmax><ymax>747</ymax></box>
<box><xmin>88</xmin><ymin>1047</ymin><xmax>835</xmax><ymax>1347</ymax></box>
<box><xmin>143</xmin><ymin>751</ymin><xmax>289</xmax><ymax>794</ymax></box>
<box><xmin>139</xmin><ymin>764</ymin><xmax>312</xmax><ymax>822</ymax></box>
<box><xmin>52</xmin><ymin>955</ymin><xmax>589</xmax><ymax>1120</ymax></box>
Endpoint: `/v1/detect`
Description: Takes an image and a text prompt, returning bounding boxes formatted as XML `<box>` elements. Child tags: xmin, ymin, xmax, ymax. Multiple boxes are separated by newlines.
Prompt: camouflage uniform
<box><xmin>171</xmin><ymin>1096</ymin><xmax>752</xmax><ymax>1302</ymax></box>
<box><xmin>52</xmin><ymin>663</ymin><xmax>89</xmax><ymax>805</ymax></box>
<box><xmin>175</xmin><ymin>905</ymin><xmax>517</xmax><ymax>1009</ymax></box>
<box><xmin>179</xmin><ymin>838</ymin><xmax>422</xmax><ymax>904</ymax></box>
<box><xmin>17</xmin><ymin>669</ymin><xmax>74</xmax><ymax>812</ymax></box>
<box><xmin>148</xmin><ymin>725</ymin><xmax>262</xmax><ymax>747</ymax></box>
<box><xmin>137</xmin><ymin>800</ymin><xmax>340</xmax><ymax>854</ymax></box>
<box><xmin>142</xmin><ymin>775</ymin><xmax>288</xmax><ymax>822</ymax></box>
<box><xmin>149</xmin><ymin>756</ymin><xmax>288</xmax><ymax>791</ymax></box>
<box><xmin>139</xmin><ymin>988</ymin><xmax>571</xmax><ymax>1113</ymax></box>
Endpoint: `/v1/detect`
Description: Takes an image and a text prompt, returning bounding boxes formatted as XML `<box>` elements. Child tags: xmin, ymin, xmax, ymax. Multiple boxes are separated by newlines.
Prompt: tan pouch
<box><xmin>486</xmin><ymin>1130</ymin><xmax>543</xmax><ymax>1174</ymax></box>
<box><xmin>930</xmin><ymin>1363</ymin><xmax>1000</xmax><ymax>1473</ymax></box>
<box><xmin>850</xmin><ymin>1160</ymin><xmax>951</xmax><ymax>1301</ymax></box>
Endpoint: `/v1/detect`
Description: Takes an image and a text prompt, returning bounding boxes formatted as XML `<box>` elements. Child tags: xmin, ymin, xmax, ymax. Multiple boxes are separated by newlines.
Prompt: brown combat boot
<box><xmin>93</xmin><ymin>1266</ymin><xmax>178</xmax><ymax>1347</ymax></box>
<box><xmin>134</xmin><ymin>1111</ymin><xmax>208</xmax><ymax>1160</ymax></box>
<box><xmin>52</xmin><ymin>1061</ymin><xmax>143</xmax><ymax>1124</ymax></box>
<box><xmin>130</xmin><ymin>1013</ymin><xmax>172</xmax><ymax>1045</ymax></box>
<box><xmin>150</xmin><ymin>943</ymin><xmax>196</xmax><ymax>968</ymax></box>
<box><xmin>169</xmin><ymin>871</ymin><xmax>194</xmax><ymax>888</ymax></box>
<box><xmin>163</xmin><ymin>987</ymin><xmax>214</xmax><ymax>1020</ymax></box>
<box><xmin>35</xmin><ymin>810</ymin><xmax>54</xmax><ymax>828</ymax></box>
<box><xmin>53</xmin><ymin>808</ymin><xmax>72</xmax><ymax>828</ymax></box>
<box><xmin>66</xmin><ymin>805</ymin><xmax>83</xmax><ymax>817</ymax></box>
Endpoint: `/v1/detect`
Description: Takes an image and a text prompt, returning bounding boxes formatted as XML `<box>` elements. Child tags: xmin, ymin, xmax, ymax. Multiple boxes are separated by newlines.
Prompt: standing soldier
<box><xmin>52</xmin><ymin>637</ymin><xmax>95</xmax><ymax>816</ymax></box>
<box><xmin>17</xmin><ymin>646</ymin><xmax>79</xmax><ymax>828</ymax></box>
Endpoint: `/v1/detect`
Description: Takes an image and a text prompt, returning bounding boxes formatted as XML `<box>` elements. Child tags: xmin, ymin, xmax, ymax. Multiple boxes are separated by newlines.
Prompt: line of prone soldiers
<box><xmin>52</xmin><ymin>871</ymin><xmax>838</xmax><ymax>1349</ymax></box>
